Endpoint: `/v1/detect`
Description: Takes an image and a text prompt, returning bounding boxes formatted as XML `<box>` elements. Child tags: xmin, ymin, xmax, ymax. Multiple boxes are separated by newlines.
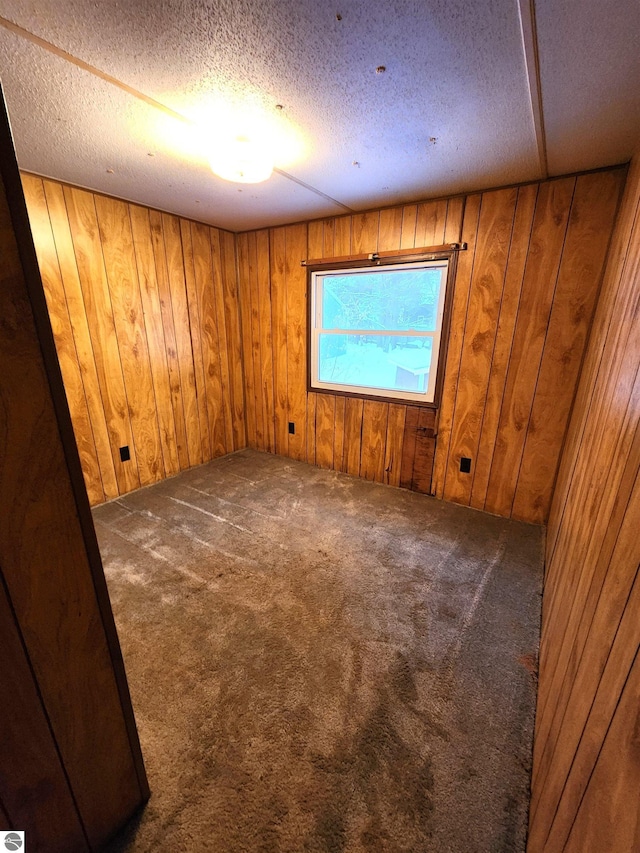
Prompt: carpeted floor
<box><xmin>95</xmin><ymin>449</ymin><xmax>543</xmax><ymax>853</ymax></box>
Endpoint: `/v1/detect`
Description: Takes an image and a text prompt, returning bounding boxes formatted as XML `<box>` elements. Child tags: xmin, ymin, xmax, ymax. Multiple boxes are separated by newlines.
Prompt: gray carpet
<box><xmin>95</xmin><ymin>449</ymin><xmax>543</xmax><ymax>853</ymax></box>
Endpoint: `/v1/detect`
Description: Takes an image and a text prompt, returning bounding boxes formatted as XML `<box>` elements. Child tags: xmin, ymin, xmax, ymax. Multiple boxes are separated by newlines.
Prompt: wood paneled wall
<box><xmin>528</xmin><ymin>157</ymin><xmax>640</xmax><ymax>851</ymax></box>
<box><xmin>236</xmin><ymin>168</ymin><xmax>625</xmax><ymax>523</ymax></box>
<box><xmin>22</xmin><ymin>176</ymin><xmax>246</xmax><ymax>506</ymax></box>
<box><xmin>237</xmin><ymin>200</ymin><xmax>463</xmax><ymax>492</ymax></box>
<box><xmin>1</xmin><ymin>88</ymin><xmax>147</xmax><ymax>851</ymax></box>
<box><xmin>22</xmin><ymin>167</ymin><xmax>625</xmax><ymax>523</ymax></box>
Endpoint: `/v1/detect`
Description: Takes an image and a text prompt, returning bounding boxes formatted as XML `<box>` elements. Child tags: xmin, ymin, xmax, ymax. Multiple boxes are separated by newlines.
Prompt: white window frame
<box><xmin>309</xmin><ymin>258</ymin><xmax>450</xmax><ymax>405</ymax></box>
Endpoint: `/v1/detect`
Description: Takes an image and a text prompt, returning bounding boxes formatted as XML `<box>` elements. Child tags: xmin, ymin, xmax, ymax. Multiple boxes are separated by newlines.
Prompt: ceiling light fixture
<box><xmin>209</xmin><ymin>132</ymin><xmax>274</xmax><ymax>184</ymax></box>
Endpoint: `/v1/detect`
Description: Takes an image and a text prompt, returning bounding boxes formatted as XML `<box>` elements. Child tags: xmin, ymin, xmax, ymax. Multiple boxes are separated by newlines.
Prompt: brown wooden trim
<box><xmin>433</xmin><ymin>250</ymin><xmax>459</xmax><ymax>409</ymax></box>
<box><xmin>0</xmin><ymin>85</ymin><xmax>150</xmax><ymax>802</ymax></box>
<box><xmin>311</xmin><ymin>385</ymin><xmax>439</xmax><ymax>409</ymax></box>
<box><xmin>306</xmin><ymin>249</ymin><xmax>458</xmax><ymax>409</ymax></box>
<box><xmin>302</xmin><ymin>243</ymin><xmax>466</xmax><ymax>267</ymax></box>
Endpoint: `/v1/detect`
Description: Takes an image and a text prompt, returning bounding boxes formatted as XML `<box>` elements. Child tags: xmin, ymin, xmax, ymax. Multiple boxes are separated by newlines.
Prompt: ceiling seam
<box><xmin>0</xmin><ymin>14</ymin><xmax>352</xmax><ymax>213</ymax></box>
<box><xmin>516</xmin><ymin>0</ymin><xmax>549</xmax><ymax>179</ymax></box>
<box><xmin>0</xmin><ymin>15</ymin><xmax>188</xmax><ymax>123</ymax></box>
<box><xmin>274</xmin><ymin>168</ymin><xmax>353</xmax><ymax>211</ymax></box>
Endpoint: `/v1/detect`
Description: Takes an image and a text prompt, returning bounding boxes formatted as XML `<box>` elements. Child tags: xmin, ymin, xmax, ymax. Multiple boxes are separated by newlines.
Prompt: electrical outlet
<box><xmin>460</xmin><ymin>456</ymin><xmax>471</xmax><ymax>473</ymax></box>
<box><xmin>119</xmin><ymin>445</ymin><xmax>131</xmax><ymax>462</ymax></box>
<box><xmin>288</xmin><ymin>422</ymin><xmax>295</xmax><ymax>435</ymax></box>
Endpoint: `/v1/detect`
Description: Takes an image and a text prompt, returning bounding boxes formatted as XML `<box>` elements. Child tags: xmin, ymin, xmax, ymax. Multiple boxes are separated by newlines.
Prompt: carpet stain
<box><xmin>518</xmin><ymin>652</ymin><xmax>539</xmax><ymax>681</ymax></box>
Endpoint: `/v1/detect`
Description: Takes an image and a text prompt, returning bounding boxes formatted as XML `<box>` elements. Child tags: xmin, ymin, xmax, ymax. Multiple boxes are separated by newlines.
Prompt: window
<box><xmin>309</xmin><ymin>258</ymin><xmax>451</xmax><ymax>405</ymax></box>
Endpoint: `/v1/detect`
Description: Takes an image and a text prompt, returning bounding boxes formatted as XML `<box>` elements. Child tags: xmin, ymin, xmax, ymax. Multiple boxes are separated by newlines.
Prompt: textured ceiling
<box><xmin>0</xmin><ymin>0</ymin><xmax>638</xmax><ymax>231</ymax></box>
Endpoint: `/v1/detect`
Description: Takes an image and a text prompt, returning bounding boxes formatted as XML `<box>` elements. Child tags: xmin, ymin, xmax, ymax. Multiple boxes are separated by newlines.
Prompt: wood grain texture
<box><xmin>484</xmin><ymin>177</ymin><xmax>576</xmax><ymax>516</ymax></box>
<box><xmin>527</xmin><ymin>158</ymin><xmax>639</xmax><ymax>853</ymax></box>
<box><xmin>192</xmin><ymin>222</ymin><xmax>226</xmax><ymax>457</ymax></box>
<box><xmin>360</xmin><ymin>400</ymin><xmax>389</xmax><ymax>482</ymax></box>
<box><xmin>431</xmin><ymin>194</ymin><xmax>481</xmax><ymax>500</ymax></box>
<box><xmin>95</xmin><ymin>195</ymin><xmax>164</xmax><ymax>487</ymax></box>
<box><xmin>443</xmin><ymin>187</ymin><xmax>518</xmax><ymax>504</ymax></box>
<box><xmin>412</xmin><ymin>409</ymin><xmax>437</xmax><ymax>494</ymax></box>
<box><xmin>256</xmin><ymin>229</ymin><xmax>276</xmax><ymax>454</ymax></box>
<box><xmin>219</xmin><ymin>228</ymin><xmax>246</xmax><ymax>450</ymax></box>
<box><xmin>384</xmin><ymin>403</ymin><xmax>406</xmax><ymax>487</ymax></box>
<box><xmin>149</xmin><ymin>208</ymin><xmax>190</xmax><ymax>471</ymax></box>
<box><xmin>563</xmin><ymin>647</ymin><xmax>640</xmax><ymax>853</ymax></box>
<box><xmin>22</xmin><ymin>175</ymin><xmax>104</xmax><ymax>505</ymax></box>
<box><xmin>237</xmin><ymin>232</ymin><xmax>257</xmax><ymax>449</ymax></box>
<box><xmin>23</xmin><ymin>178</ymin><xmax>244</xmax><ymax>504</ymax></box>
<box><xmin>41</xmin><ymin>179</ymin><xmax>120</xmax><ymax>500</ymax></box>
<box><xmin>24</xmin><ymin>169</ymin><xmax>621</xmax><ymax>522</ymax></box>
<box><xmin>511</xmin><ymin>170</ymin><xmax>625</xmax><ymax>523</ymax></box>
<box><xmin>235</xmin><ymin>174</ymin><xmax>621</xmax><ymax>522</ymax></box>
<box><xmin>470</xmin><ymin>184</ymin><xmax>538</xmax><ymax>511</ymax></box>
<box><xmin>162</xmin><ymin>213</ymin><xmax>202</xmax><ymax>467</ymax></box>
<box><xmin>284</xmin><ymin>223</ymin><xmax>308</xmax><ymax>461</ymax></box>
<box><xmin>315</xmin><ymin>393</ymin><xmax>336</xmax><ymax>469</ymax></box>
<box><xmin>129</xmin><ymin>204</ymin><xmax>180</xmax><ymax>477</ymax></box>
<box><xmin>3</xmin><ymin>152</ymin><xmax>146</xmax><ymax>848</ymax></box>
<box><xmin>0</xmin><ymin>576</ymin><xmax>89</xmax><ymax>852</ymax></box>
<box><xmin>64</xmin><ymin>185</ymin><xmax>141</xmax><ymax>495</ymax></box>
<box><xmin>180</xmin><ymin>218</ymin><xmax>211</xmax><ymax>461</ymax></box>
<box><xmin>270</xmin><ymin>226</ymin><xmax>289</xmax><ymax>454</ymax></box>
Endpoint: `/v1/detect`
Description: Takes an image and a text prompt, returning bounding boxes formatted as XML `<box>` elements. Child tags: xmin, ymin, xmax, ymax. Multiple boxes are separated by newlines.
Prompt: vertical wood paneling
<box><xmin>248</xmin><ymin>231</ymin><xmax>266</xmax><ymax>450</ymax></box>
<box><xmin>284</xmin><ymin>223</ymin><xmax>308</xmax><ymax>460</ymax></box>
<box><xmin>3</xmin><ymin>138</ymin><xmax>147</xmax><ymax>848</ymax></box>
<box><xmin>344</xmin><ymin>397</ymin><xmax>364</xmax><ymax>477</ymax></box>
<box><xmin>335</xmin><ymin>215</ymin><xmax>351</xmax><ymax>255</ymax></box>
<box><xmin>443</xmin><ymin>187</ymin><xmax>518</xmax><ymax>504</ymax></box>
<box><xmin>219</xmin><ymin>228</ymin><xmax>246</xmax><ymax>450</ymax></box>
<box><xmin>315</xmin><ymin>393</ymin><xmax>336</xmax><ymax>469</ymax></box>
<box><xmin>512</xmin><ymin>170</ymin><xmax>625</xmax><ymax>522</ymax></box>
<box><xmin>527</xmin><ymin>158</ymin><xmax>639</xmax><ymax>853</ymax></box>
<box><xmin>384</xmin><ymin>403</ymin><xmax>406</xmax><ymax>487</ymax></box>
<box><xmin>306</xmin><ymin>222</ymin><xmax>323</xmax><ymax>466</ymax></box>
<box><xmin>400</xmin><ymin>204</ymin><xmax>417</xmax><ymax>248</ymax></box>
<box><xmin>129</xmin><ymin>204</ymin><xmax>180</xmax><ymax>478</ymax></box>
<box><xmin>562</xmin><ymin>647</ymin><xmax>640</xmax><ymax>852</ymax></box>
<box><xmin>24</xmin><ymin>178</ymin><xmax>244</xmax><ymax>505</ymax></box>
<box><xmin>27</xmin><ymin>170</ymin><xmax>621</xmax><ymax>522</ymax></box>
<box><xmin>235</xmin><ymin>172</ymin><xmax>621</xmax><ymax>524</ymax></box>
<box><xmin>95</xmin><ymin>195</ymin><xmax>163</xmax><ymax>487</ymax></box>
<box><xmin>257</xmin><ymin>229</ymin><xmax>276</xmax><ymax>454</ymax></box>
<box><xmin>193</xmin><ymin>222</ymin><xmax>227</xmax><ymax>457</ymax></box>
<box><xmin>485</xmin><ymin>178</ymin><xmax>577</xmax><ymax>516</ymax></box>
<box><xmin>41</xmin><ymin>180</ymin><xmax>120</xmax><ymax>500</ymax></box>
<box><xmin>334</xmin><ymin>396</ymin><xmax>347</xmax><ymax>472</ymax></box>
<box><xmin>148</xmin><ymin>208</ymin><xmax>190</xmax><ymax>471</ymax></box>
<box><xmin>416</xmin><ymin>199</ymin><xmax>447</xmax><ymax>246</ymax></box>
<box><xmin>0</xmin><ymin>579</ymin><xmax>89</xmax><ymax>852</ymax></box>
<box><xmin>470</xmin><ymin>184</ymin><xmax>538</xmax><ymax>510</ymax></box>
<box><xmin>237</xmin><ymin>232</ymin><xmax>257</xmax><ymax>449</ymax></box>
<box><xmin>64</xmin><ymin>185</ymin><xmax>141</xmax><ymax>495</ymax></box>
<box><xmin>378</xmin><ymin>207</ymin><xmax>403</xmax><ymax>251</ymax></box>
<box><xmin>351</xmin><ymin>211</ymin><xmax>379</xmax><ymax>254</ymax></box>
<box><xmin>412</xmin><ymin>409</ymin><xmax>437</xmax><ymax>493</ymax></box>
<box><xmin>431</xmin><ymin>193</ymin><xmax>481</xmax><ymax>499</ymax></box>
<box><xmin>360</xmin><ymin>400</ymin><xmax>388</xmax><ymax>482</ymax></box>
<box><xmin>162</xmin><ymin>213</ymin><xmax>202</xmax><ymax>467</ymax></box>
<box><xmin>179</xmin><ymin>218</ymin><xmax>211</xmax><ymax>461</ymax></box>
<box><xmin>270</xmin><ymin>226</ymin><xmax>289</xmax><ymax>454</ymax></box>
<box><xmin>444</xmin><ymin>196</ymin><xmax>465</xmax><ymax>243</ymax></box>
<box><xmin>22</xmin><ymin>175</ymin><xmax>104</xmax><ymax>505</ymax></box>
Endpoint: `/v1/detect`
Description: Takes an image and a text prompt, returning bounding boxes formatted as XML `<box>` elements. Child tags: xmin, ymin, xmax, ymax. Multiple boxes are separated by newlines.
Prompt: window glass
<box><xmin>310</xmin><ymin>259</ymin><xmax>449</xmax><ymax>405</ymax></box>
